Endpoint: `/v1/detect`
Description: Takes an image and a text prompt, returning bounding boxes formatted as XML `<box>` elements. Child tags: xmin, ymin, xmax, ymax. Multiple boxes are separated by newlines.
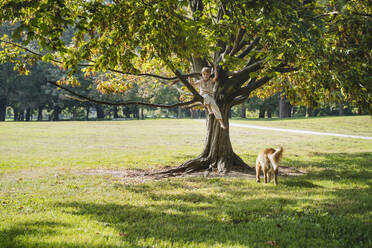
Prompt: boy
<box><xmin>191</xmin><ymin>66</ymin><xmax>227</xmax><ymax>129</ymax></box>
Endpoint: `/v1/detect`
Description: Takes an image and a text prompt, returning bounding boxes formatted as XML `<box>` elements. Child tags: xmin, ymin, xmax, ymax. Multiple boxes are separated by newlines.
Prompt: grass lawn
<box><xmin>1</xmin><ymin>117</ymin><xmax>372</xmax><ymax>247</ymax></box>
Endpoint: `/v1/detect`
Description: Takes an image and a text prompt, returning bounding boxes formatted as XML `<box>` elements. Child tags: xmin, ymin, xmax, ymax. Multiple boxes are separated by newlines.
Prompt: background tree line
<box><xmin>1</xmin><ymin>57</ymin><xmax>366</xmax><ymax>122</ymax></box>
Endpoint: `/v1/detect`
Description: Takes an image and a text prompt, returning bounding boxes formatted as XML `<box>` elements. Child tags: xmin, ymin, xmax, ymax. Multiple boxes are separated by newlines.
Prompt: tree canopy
<box><xmin>1</xmin><ymin>0</ymin><xmax>370</xmax><ymax>111</ymax></box>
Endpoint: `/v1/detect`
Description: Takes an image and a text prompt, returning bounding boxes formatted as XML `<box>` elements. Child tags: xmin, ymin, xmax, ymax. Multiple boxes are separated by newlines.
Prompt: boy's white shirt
<box><xmin>195</xmin><ymin>78</ymin><xmax>214</xmax><ymax>96</ymax></box>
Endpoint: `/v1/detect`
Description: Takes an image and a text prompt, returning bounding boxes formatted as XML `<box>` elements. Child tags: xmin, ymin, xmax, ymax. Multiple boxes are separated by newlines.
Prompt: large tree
<box><xmin>0</xmin><ymin>0</ymin><xmax>370</xmax><ymax>173</ymax></box>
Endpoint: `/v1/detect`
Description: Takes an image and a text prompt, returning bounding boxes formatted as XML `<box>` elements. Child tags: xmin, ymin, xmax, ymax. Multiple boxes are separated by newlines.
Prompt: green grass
<box><xmin>1</xmin><ymin>117</ymin><xmax>372</xmax><ymax>247</ymax></box>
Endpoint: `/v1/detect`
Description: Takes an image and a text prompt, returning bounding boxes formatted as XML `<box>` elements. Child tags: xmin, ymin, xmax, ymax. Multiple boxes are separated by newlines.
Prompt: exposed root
<box><xmin>153</xmin><ymin>154</ymin><xmax>252</xmax><ymax>177</ymax></box>
<box><xmin>79</xmin><ymin>166</ymin><xmax>306</xmax><ymax>184</ymax></box>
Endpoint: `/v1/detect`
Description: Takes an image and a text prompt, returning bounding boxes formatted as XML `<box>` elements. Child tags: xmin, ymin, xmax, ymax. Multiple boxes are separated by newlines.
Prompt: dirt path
<box><xmin>229</xmin><ymin>122</ymin><xmax>372</xmax><ymax>140</ymax></box>
<box><xmin>196</xmin><ymin>120</ymin><xmax>372</xmax><ymax>140</ymax></box>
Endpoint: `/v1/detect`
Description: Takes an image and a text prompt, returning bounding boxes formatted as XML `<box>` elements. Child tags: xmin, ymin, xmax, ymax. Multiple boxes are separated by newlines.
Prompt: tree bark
<box><xmin>162</xmin><ymin>104</ymin><xmax>250</xmax><ymax>175</ymax></box>
<box><xmin>0</xmin><ymin>98</ymin><xmax>6</xmax><ymax>121</ymax></box>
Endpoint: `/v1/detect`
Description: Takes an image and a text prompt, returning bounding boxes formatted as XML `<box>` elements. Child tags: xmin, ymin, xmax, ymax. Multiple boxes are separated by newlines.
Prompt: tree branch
<box><xmin>231</xmin><ymin>95</ymin><xmax>249</xmax><ymax>106</ymax></box>
<box><xmin>229</xmin><ymin>28</ymin><xmax>246</xmax><ymax>56</ymax></box>
<box><xmin>236</xmin><ymin>37</ymin><xmax>261</xmax><ymax>59</ymax></box>
<box><xmin>159</xmin><ymin>81</ymin><xmax>193</xmax><ymax>96</ymax></box>
<box><xmin>47</xmin><ymin>80</ymin><xmax>197</xmax><ymax>108</ymax></box>
<box><xmin>233</xmin><ymin>76</ymin><xmax>271</xmax><ymax>100</ymax></box>
<box><xmin>0</xmin><ymin>39</ymin><xmax>93</xmax><ymax>67</ymax></box>
<box><xmin>273</xmin><ymin>64</ymin><xmax>298</xmax><ymax>73</ymax></box>
<box><xmin>244</xmin><ymin>76</ymin><xmax>271</xmax><ymax>92</ymax></box>
<box><xmin>228</xmin><ymin>59</ymin><xmax>266</xmax><ymax>80</ymax></box>
<box><xmin>164</xmin><ymin>60</ymin><xmax>203</xmax><ymax>102</ymax></box>
<box><xmin>0</xmin><ymin>39</ymin><xmax>201</xmax><ymax>81</ymax></box>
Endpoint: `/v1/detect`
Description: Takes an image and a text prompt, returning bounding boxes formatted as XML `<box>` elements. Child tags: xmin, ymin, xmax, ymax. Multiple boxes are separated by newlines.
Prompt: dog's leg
<box><xmin>268</xmin><ymin>155</ymin><xmax>279</xmax><ymax>185</ymax></box>
<box><xmin>274</xmin><ymin>169</ymin><xmax>278</xmax><ymax>185</ymax></box>
<box><xmin>263</xmin><ymin>167</ymin><xmax>268</xmax><ymax>183</ymax></box>
<box><xmin>256</xmin><ymin>162</ymin><xmax>261</xmax><ymax>183</ymax></box>
<box><xmin>268</xmin><ymin>169</ymin><xmax>272</xmax><ymax>183</ymax></box>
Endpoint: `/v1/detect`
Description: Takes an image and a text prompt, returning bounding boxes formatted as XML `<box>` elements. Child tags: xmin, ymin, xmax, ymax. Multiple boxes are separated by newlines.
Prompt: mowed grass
<box><xmin>0</xmin><ymin>117</ymin><xmax>372</xmax><ymax>247</ymax></box>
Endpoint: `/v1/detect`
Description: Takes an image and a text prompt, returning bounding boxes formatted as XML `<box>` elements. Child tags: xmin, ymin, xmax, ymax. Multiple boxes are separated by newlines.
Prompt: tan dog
<box><xmin>256</xmin><ymin>146</ymin><xmax>283</xmax><ymax>185</ymax></box>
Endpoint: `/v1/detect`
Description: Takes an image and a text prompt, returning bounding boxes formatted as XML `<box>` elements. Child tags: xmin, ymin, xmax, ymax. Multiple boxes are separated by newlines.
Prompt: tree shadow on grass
<box><xmin>282</xmin><ymin>151</ymin><xmax>372</xmax><ymax>217</ymax></box>
<box><xmin>3</xmin><ymin>152</ymin><xmax>372</xmax><ymax>247</ymax></box>
<box><xmin>0</xmin><ymin>221</ymin><xmax>72</xmax><ymax>248</ymax></box>
<box><xmin>282</xmin><ymin>180</ymin><xmax>322</xmax><ymax>188</ymax></box>
<box><xmin>51</xmin><ymin>193</ymin><xmax>371</xmax><ymax>247</ymax></box>
<box><xmin>285</xmin><ymin>152</ymin><xmax>372</xmax><ymax>179</ymax></box>
<box><xmin>54</xmin><ymin>149</ymin><xmax>372</xmax><ymax>248</ymax></box>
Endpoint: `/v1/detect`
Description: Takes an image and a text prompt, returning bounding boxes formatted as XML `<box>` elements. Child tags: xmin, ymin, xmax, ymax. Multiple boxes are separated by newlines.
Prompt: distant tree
<box><xmin>245</xmin><ymin>95</ymin><xmax>279</xmax><ymax>119</ymax></box>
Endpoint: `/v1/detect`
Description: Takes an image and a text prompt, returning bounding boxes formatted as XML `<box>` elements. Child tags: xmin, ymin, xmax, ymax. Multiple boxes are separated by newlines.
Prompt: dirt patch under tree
<box><xmin>80</xmin><ymin>166</ymin><xmax>306</xmax><ymax>185</ymax></box>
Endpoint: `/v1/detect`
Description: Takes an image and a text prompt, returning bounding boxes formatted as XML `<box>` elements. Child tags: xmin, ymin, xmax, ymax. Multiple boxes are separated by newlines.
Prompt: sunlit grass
<box><xmin>1</xmin><ymin>117</ymin><xmax>372</xmax><ymax>247</ymax></box>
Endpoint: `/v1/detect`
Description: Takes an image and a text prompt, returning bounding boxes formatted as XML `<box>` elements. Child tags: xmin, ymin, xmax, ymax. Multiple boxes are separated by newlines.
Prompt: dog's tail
<box><xmin>273</xmin><ymin>146</ymin><xmax>284</xmax><ymax>161</ymax></box>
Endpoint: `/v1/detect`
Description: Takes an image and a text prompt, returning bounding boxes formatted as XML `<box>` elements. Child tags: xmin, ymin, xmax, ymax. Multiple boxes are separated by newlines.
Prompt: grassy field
<box><xmin>1</xmin><ymin>116</ymin><xmax>372</xmax><ymax>247</ymax></box>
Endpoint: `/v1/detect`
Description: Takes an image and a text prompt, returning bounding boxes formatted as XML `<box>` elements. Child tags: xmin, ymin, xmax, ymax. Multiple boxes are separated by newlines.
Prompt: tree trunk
<box><xmin>267</xmin><ymin>108</ymin><xmax>272</xmax><ymax>118</ymax></box>
<box><xmin>140</xmin><ymin>105</ymin><xmax>144</xmax><ymax>120</ymax></box>
<box><xmin>19</xmin><ymin>109</ymin><xmax>25</xmax><ymax>121</ymax></box>
<box><xmin>13</xmin><ymin>108</ymin><xmax>19</xmax><ymax>121</ymax></box>
<box><xmin>135</xmin><ymin>105</ymin><xmax>139</xmax><ymax>120</ymax></box>
<box><xmin>113</xmin><ymin>106</ymin><xmax>119</xmax><ymax>119</ymax></box>
<box><xmin>96</xmin><ymin>105</ymin><xmax>104</xmax><ymax>119</ymax></box>
<box><xmin>291</xmin><ymin>106</ymin><xmax>297</xmax><ymax>117</ymax></box>
<box><xmin>163</xmin><ymin>104</ymin><xmax>250</xmax><ymax>175</ymax></box>
<box><xmin>0</xmin><ymin>98</ymin><xmax>6</xmax><ymax>121</ymax></box>
<box><xmin>279</xmin><ymin>96</ymin><xmax>292</xmax><ymax>118</ymax></box>
<box><xmin>37</xmin><ymin>106</ymin><xmax>43</xmax><ymax>121</ymax></box>
<box><xmin>357</xmin><ymin>107</ymin><xmax>363</xmax><ymax>115</ymax></box>
<box><xmin>338</xmin><ymin>103</ymin><xmax>344</xmax><ymax>116</ymax></box>
<box><xmin>122</xmin><ymin>106</ymin><xmax>131</xmax><ymax>118</ymax></box>
<box><xmin>86</xmin><ymin>106</ymin><xmax>90</xmax><ymax>120</ymax></box>
<box><xmin>240</xmin><ymin>103</ymin><xmax>246</xmax><ymax>118</ymax></box>
<box><xmin>190</xmin><ymin>109</ymin><xmax>196</xmax><ymax>119</ymax></box>
<box><xmin>313</xmin><ymin>108</ymin><xmax>320</xmax><ymax>117</ymax></box>
<box><xmin>287</xmin><ymin>104</ymin><xmax>292</xmax><ymax>118</ymax></box>
<box><xmin>25</xmin><ymin>108</ymin><xmax>31</xmax><ymax>121</ymax></box>
<box><xmin>53</xmin><ymin>106</ymin><xmax>60</xmax><ymax>121</ymax></box>
<box><xmin>259</xmin><ymin>106</ymin><xmax>265</xmax><ymax>118</ymax></box>
<box><xmin>306</xmin><ymin>107</ymin><xmax>313</xmax><ymax>117</ymax></box>
<box><xmin>177</xmin><ymin>106</ymin><xmax>182</xmax><ymax>118</ymax></box>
